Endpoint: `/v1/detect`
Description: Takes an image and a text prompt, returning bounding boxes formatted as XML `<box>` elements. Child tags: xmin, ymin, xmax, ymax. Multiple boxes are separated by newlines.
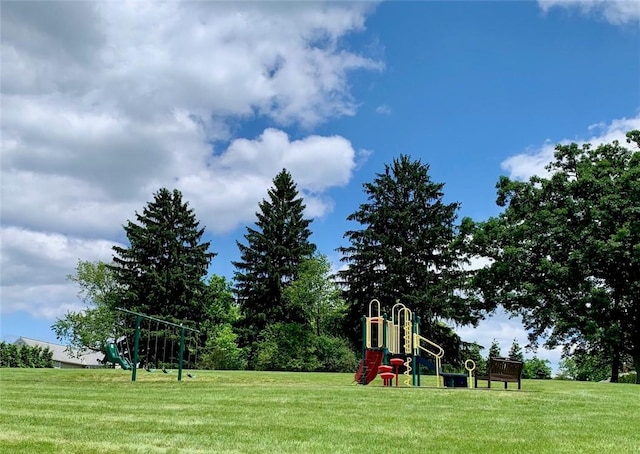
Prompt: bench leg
<box><xmin>504</xmin><ymin>381</ymin><xmax>507</xmax><ymax>390</ymax></box>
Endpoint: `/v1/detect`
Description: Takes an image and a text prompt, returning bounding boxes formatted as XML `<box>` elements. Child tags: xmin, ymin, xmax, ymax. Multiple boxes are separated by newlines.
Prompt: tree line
<box><xmin>52</xmin><ymin>131</ymin><xmax>639</xmax><ymax>383</ymax></box>
<box><xmin>0</xmin><ymin>342</ymin><xmax>54</xmax><ymax>368</ymax></box>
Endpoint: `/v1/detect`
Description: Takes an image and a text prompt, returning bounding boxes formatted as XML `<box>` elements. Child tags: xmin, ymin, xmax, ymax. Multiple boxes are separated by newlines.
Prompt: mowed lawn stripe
<box><xmin>1</xmin><ymin>369</ymin><xmax>638</xmax><ymax>453</ymax></box>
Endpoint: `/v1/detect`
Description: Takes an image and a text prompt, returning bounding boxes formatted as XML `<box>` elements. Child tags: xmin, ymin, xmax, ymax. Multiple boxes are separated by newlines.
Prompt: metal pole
<box><xmin>382</xmin><ymin>313</ymin><xmax>388</xmax><ymax>365</ymax></box>
<box><xmin>361</xmin><ymin>316</ymin><xmax>366</xmax><ymax>385</ymax></box>
<box><xmin>416</xmin><ymin>316</ymin><xmax>421</xmax><ymax>387</ymax></box>
<box><xmin>132</xmin><ymin>315</ymin><xmax>141</xmax><ymax>382</ymax></box>
<box><xmin>178</xmin><ymin>325</ymin><xmax>185</xmax><ymax>382</ymax></box>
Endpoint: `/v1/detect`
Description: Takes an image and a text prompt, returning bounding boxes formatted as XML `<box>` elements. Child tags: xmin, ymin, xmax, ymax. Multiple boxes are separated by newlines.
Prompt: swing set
<box><xmin>112</xmin><ymin>308</ymin><xmax>200</xmax><ymax>382</ymax></box>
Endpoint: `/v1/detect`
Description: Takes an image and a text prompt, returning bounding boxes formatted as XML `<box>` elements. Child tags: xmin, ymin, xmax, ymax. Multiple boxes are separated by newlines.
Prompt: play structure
<box><xmin>105</xmin><ymin>342</ymin><xmax>132</xmax><ymax>370</ymax></box>
<box><xmin>106</xmin><ymin>308</ymin><xmax>200</xmax><ymax>382</ymax></box>
<box><xmin>355</xmin><ymin>299</ymin><xmax>476</xmax><ymax>388</ymax></box>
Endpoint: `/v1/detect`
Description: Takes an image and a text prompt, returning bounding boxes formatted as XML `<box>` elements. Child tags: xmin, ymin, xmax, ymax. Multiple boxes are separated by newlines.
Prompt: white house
<box><xmin>14</xmin><ymin>337</ymin><xmax>104</xmax><ymax>369</ymax></box>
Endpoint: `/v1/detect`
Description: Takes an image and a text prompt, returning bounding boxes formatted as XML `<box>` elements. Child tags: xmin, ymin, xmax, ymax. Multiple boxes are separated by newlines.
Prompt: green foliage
<box><xmin>253</xmin><ymin>323</ymin><xmax>356</xmax><ymax>372</ymax></box>
<box><xmin>199</xmin><ymin>325</ymin><xmax>247</xmax><ymax>370</ymax></box>
<box><xmin>111</xmin><ymin>188</ymin><xmax>215</xmax><ymax>322</ymax></box>
<box><xmin>283</xmin><ymin>254</ymin><xmax>347</xmax><ymax>337</ymax></box>
<box><xmin>234</xmin><ymin>170</ymin><xmax>316</xmax><ymax>360</ymax></box>
<box><xmin>202</xmin><ymin>275</ymin><xmax>239</xmax><ymax>328</ymax></box>
<box><xmin>618</xmin><ymin>372</ymin><xmax>638</xmax><ymax>384</ymax></box>
<box><xmin>0</xmin><ymin>342</ymin><xmax>54</xmax><ymax>368</ymax></box>
<box><xmin>338</xmin><ymin>155</ymin><xmax>484</xmax><ymax>360</ymax></box>
<box><xmin>52</xmin><ymin>260</ymin><xmax>119</xmax><ymax>354</ymax></box>
<box><xmin>472</xmin><ymin>130</ymin><xmax>640</xmax><ymax>382</ymax></box>
<box><xmin>508</xmin><ymin>338</ymin><xmax>524</xmax><ymax>362</ymax></box>
<box><xmin>254</xmin><ymin>323</ymin><xmax>319</xmax><ymax>372</ymax></box>
<box><xmin>462</xmin><ymin>342</ymin><xmax>487</xmax><ymax>376</ymax></box>
<box><xmin>313</xmin><ymin>335</ymin><xmax>357</xmax><ymax>372</ymax></box>
<box><xmin>488</xmin><ymin>339</ymin><xmax>502</xmax><ymax>359</ymax></box>
<box><xmin>198</xmin><ymin>274</ymin><xmax>244</xmax><ymax>369</ymax></box>
<box><xmin>522</xmin><ymin>356</ymin><xmax>552</xmax><ymax>379</ymax></box>
<box><xmin>556</xmin><ymin>351</ymin><xmax>610</xmax><ymax>382</ymax></box>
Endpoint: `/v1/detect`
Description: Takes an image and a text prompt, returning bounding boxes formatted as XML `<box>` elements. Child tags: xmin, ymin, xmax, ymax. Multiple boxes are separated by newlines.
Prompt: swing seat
<box><xmin>145</xmin><ymin>368</ymin><xmax>156</xmax><ymax>373</ymax></box>
<box><xmin>162</xmin><ymin>368</ymin><xmax>172</xmax><ymax>374</ymax></box>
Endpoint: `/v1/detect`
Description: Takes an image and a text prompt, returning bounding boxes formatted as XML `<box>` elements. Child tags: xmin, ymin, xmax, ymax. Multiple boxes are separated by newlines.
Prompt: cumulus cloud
<box><xmin>0</xmin><ymin>227</ymin><xmax>121</xmax><ymax>318</ymax></box>
<box><xmin>0</xmin><ymin>1</ymin><xmax>380</xmax><ymax>319</ymax></box>
<box><xmin>501</xmin><ymin>113</ymin><xmax>640</xmax><ymax>180</ymax></box>
<box><xmin>457</xmin><ymin>308</ymin><xmax>564</xmax><ymax>373</ymax></box>
<box><xmin>538</xmin><ymin>0</ymin><xmax>640</xmax><ymax>25</ymax></box>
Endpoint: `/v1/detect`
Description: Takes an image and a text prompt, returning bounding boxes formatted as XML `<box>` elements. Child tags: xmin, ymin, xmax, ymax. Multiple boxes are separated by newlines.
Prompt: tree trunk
<box><xmin>610</xmin><ymin>345</ymin><xmax>620</xmax><ymax>383</ymax></box>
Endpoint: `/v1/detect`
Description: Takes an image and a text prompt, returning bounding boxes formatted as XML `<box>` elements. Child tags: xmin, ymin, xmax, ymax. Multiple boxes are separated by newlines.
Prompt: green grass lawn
<box><xmin>1</xmin><ymin>368</ymin><xmax>638</xmax><ymax>453</ymax></box>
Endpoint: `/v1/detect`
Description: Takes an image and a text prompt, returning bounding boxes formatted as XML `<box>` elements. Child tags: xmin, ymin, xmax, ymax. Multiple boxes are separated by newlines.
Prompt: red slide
<box><xmin>354</xmin><ymin>349</ymin><xmax>383</xmax><ymax>385</ymax></box>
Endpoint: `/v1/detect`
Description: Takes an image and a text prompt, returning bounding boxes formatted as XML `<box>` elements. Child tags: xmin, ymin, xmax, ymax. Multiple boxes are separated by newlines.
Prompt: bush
<box><xmin>523</xmin><ymin>357</ymin><xmax>552</xmax><ymax>379</ymax></box>
<box><xmin>253</xmin><ymin>323</ymin><xmax>358</xmax><ymax>372</ymax></box>
<box><xmin>617</xmin><ymin>373</ymin><xmax>638</xmax><ymax>384</ymax></box>
<box><xmin>199</xmin><ymin>324</ymin><xmax>247</xmax><ymax>370</ymax></box>
<box><xmin>254</xmin><ymin>323</ymin><xmax>319</xmax><ymax>372</ymax></box>
<box><xmin>314</xmin><ymin>335</ymin><xmax>357</xmax><ymax>372</ymax></box>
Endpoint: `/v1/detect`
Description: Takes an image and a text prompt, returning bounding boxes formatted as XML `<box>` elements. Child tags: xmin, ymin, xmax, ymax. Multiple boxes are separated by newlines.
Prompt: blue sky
<box><xmin>1</xmin><ymin>1</ymin><xmax>639</xmax><ymax>373</ymax></box>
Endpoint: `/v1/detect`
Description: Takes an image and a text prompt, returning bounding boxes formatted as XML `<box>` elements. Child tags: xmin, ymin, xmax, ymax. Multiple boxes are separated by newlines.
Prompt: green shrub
<box><xmin>199</xmin><ymin>324</ymin><xmax>248</xmax><ymax>370</ymax></box>
<box><xmin>617</xmin><ymin>373</ymin><xmax>638</xmax><ymax>384</ymax></box>
<box><xmin>523</xmin><ymin>357</ymin><xmax>552</xmax><ymax>379</ymax></box>
<box><xmin>314</xmin><ymin>335</ymin><xmax>357</xmax><ymax>372</ymax></box>
<box><xmin>253</xmin><ymin>324</ymin><xmax>357</xmax><ymax>372</ymax></box>
<box><xmin>254</xmin><ymin>323</ymin><xmax>319</xmax><ymax>372</ymax></box>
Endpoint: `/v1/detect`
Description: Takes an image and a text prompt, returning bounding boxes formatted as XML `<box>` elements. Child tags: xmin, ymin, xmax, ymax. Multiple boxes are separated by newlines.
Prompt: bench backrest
<box><xmin>488</xmin><ymin>357</ymin><xmax>523</xmax><ymax>380</ymax></box>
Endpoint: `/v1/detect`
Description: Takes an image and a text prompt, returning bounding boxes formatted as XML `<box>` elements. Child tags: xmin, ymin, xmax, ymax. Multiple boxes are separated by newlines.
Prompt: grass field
<box><xmin>1</xmin><ymin>368</ymin><xmax>638</xmax><ymax>453</ymax></box>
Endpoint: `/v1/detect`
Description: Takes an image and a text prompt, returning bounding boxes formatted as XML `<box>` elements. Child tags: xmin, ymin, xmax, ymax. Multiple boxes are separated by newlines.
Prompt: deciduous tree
<box><xmin>52</xmin><ymin>260</ymin><xmax>119</xmax><ymax>355</ymax></box>
<box><xmin>473</xmin><ymin>131</ymin><xmax>640</xmax><ymax>383</ymax></box>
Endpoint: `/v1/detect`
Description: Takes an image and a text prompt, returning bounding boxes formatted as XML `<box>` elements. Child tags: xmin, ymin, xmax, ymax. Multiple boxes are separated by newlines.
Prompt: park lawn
<box><xmin>0</xmin><ymin>368</ymin><xmax>638</xmax><ymax>453</ymax></box>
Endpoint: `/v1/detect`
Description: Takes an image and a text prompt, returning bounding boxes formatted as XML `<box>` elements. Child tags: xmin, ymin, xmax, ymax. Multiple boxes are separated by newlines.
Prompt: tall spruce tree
<box><xmin>234</xmin><ymin>169</ymin><xmax>316</xmax><ymax>352</ymax></box>
<box><xmin>338</xmin><ymin>155</ymin><xmax>484</xmax><ymax>360</ymax></box>
<box><xmin>110</xmin><ymin>188</ymin><xmax>215</xmax><ymax>323</ymax></box>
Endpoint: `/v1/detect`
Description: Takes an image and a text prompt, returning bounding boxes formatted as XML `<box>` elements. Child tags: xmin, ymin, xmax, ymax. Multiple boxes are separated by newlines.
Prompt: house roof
<box><xmin>14</xmin><ymin>337</ymin><xmax>104</xmax><ymax>366</ymax></box>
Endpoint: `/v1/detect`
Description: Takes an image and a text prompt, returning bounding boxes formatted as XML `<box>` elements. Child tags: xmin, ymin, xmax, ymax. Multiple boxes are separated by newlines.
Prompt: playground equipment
<box><xmin>355</xmin><ymin>299</ymin><xmax>476</xmax><ymax>388</ymax></box>
<box><xmin>105</xmin><ymin>342</ymin><xmax>132</xmax><ymax>370</ymax></box>
<box><xmin>113</xmin><ymin>308</ymin><xmax>200</xmax><ymax>382</ymax></box>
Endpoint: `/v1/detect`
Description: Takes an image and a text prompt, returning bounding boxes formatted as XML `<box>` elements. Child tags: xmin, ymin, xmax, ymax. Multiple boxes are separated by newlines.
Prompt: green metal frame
<box><xmin>116</xmin><ymin>308</ymin><xmax>200</xmax><ymax>382</ymax></box>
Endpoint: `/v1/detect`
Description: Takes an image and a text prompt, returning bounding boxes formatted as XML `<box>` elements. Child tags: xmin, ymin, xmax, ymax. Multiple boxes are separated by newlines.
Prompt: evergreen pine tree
<box><xmin>111</xmin><ymin>188</ymin><xmax>215</xmax><ymax>323</ymax></box>
<box><xmin>488</xmin><ymin>339</ymin><xmax>502</xmax><ymax>359</ymax></box>
<box><xmin>234</xmin><ymin>170</ymin><xmax>316</xmax><ymax>354</ymax></box>
<box><xmin>338</xmin><ymin>155</ymin><xmax>484</xmax><ymax>358</ymax></box>
<box><xmin>508</xmin><ymin>338</ymin><xmax>524</xmax><ymax>362</ymax></box>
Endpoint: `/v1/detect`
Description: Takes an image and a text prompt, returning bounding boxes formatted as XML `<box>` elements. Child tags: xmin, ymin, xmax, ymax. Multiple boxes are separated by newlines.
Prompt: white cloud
<box><xmin>375</xmin><ymin>104</ymin><xmax>392</xmax><ymax>115</ymax></box>
<box><xmin>0</xmin><ymin>227</ymin><xmax>120</xmax><ymax>318</ymax></box>
<box><xmin>538</xmin><ymin>0</ymin><xmax>640</xmax><ymax>25</ymax></box>
<box><xmin>501</xmin><ymin>113</ymin><xmax>640</xmax><ymax>180</ymax></box>
<box><xmin>457</xmin><ymin>308</ymin><xmax>564</xmax><ymax>374</ymax></box>
<box><xmin>0</xmin><ymin>1</ymin><xmax>381</xmax><ymax>319</ymax></box>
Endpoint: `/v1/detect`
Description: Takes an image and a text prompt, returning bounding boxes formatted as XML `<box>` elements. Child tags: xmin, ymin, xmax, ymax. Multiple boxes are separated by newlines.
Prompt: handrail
<box><xmin>368</xmin><ymin>299</ymin><xmax>381</xmax><ymax>318</ymax></box>
<box><xmin>390</xmin><ymin>302</ymin><xmax>407</xmax><ymax>323</ymax></box>
<box><xmin>414</xmin><ymin>334</ymin><xmax>444</xmax><ymax>359</ymax></box>
<box><xmin>414</xmin><ymin>334</ymin><xmax>444</xmax><ymax>388</ymax></box>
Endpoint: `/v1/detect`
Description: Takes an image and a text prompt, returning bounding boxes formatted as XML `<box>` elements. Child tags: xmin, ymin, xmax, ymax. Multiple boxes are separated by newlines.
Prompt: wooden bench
<box><xmin>475</xmin><ymin>357</ymin><xmax>523</xmax><ymax>389</ymax></box>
